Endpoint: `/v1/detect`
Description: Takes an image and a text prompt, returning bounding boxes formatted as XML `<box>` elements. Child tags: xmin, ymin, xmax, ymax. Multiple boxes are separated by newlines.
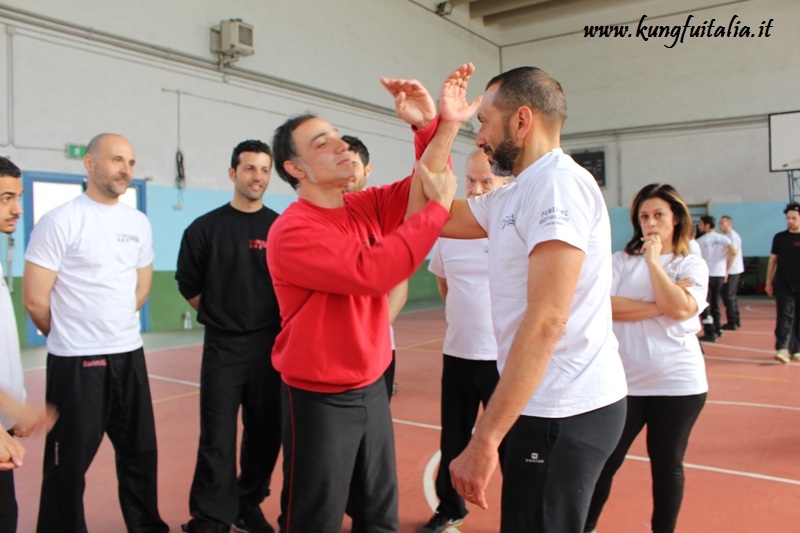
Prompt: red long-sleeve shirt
<box><xmin>267</xmin><ymin>122</ymin><xmax>450</xmax><ymax>392</ymax></box>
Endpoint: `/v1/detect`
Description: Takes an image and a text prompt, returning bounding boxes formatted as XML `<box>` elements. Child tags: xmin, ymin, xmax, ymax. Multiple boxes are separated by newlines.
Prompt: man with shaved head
<box><xmin>24</xmin><ymin>134</ymin><xmax>168</xmax><ymax>532</ymax></box>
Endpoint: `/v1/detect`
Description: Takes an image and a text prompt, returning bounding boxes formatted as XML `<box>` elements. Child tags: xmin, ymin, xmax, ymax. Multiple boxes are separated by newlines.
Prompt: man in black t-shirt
<box><xmin>766</xmin><ymin>202</ymin><xmax>800</xmax><ymax>364</ymax></box>
<box><xmin>176</xmin><ymin>140</ymin><xmax>281</xmax><ymax>533</ymax></box>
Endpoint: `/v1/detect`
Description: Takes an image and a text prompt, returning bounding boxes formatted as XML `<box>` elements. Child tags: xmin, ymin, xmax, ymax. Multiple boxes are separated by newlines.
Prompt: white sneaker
<box><xmin>775</xmin><ymin>349</ymin><xmax>790</xmax><ymax>364</ymax></box>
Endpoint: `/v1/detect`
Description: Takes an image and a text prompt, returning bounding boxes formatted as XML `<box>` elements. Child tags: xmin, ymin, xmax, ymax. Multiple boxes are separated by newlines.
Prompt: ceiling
<box><xmin>433</xmin><ymin>0</ymin><xmax>744</xmax><ymax>46</ymax></box>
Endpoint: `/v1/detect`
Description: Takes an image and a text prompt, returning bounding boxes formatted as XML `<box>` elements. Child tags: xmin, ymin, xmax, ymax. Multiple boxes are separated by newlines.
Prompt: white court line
<box><xmin>147</xmin><ymin>374</ymin><xmax>200</xmax><ymax>388</ymax></box>
<box><xmin>625</xmin><ymin>454</ymin><xmax>800</xmax><ymax>485</ymax></box>
<box><xmin>707</xmin><ymin>399</ymin><xmax>800</xmax><ymax>412</ymax></box>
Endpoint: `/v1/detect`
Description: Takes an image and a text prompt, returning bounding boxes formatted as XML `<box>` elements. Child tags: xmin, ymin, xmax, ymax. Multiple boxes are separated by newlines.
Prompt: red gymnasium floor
<box><xmin>13</xmin><ymin>298</ymin><xmax>800</xmax><ymax>532</ymax></box>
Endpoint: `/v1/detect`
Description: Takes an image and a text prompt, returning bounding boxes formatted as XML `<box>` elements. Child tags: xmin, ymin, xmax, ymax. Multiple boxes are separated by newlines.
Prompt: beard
<box><xmin>486</xmin><ymin>120</ymin><xmax>519</xmax><ymax>176</ymax></box>
<box><xmin>489</xmin><ymin>138</ymin><xmax>519</xmax><ymax>177</ymax></box>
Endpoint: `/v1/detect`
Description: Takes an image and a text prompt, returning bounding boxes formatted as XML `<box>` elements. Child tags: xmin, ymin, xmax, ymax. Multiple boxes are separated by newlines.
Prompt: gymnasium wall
<box><xmin>1</xmin><ymin>0</ymin><xmax>796</xmax><ymax>340</ymax></box>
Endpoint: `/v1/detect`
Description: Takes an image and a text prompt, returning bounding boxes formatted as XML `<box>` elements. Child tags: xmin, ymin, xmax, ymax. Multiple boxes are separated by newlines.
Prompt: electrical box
<box><xmin>211</xmin><ymin>19</ymin><xmax>254</xmax><ymax>57</ymax></box>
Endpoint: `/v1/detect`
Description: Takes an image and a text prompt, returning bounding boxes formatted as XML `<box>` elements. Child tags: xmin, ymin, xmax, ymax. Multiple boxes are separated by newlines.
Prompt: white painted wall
<box><xmin>0</xmin><ymin>0</ymin><xmax>498</xmax><ymax>196</ymax></box>
<box><xmin>504</xmin><ymin>0</ymin><xmax>799</xmax><ymax>206</ymax></box>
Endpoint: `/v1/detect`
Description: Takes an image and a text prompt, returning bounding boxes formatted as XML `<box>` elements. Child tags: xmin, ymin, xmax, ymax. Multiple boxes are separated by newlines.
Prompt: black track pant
<box><xmin>584</xmin><ymin>393</ymin><xmax>706</xmax><ymax>533</ymax></box>
<box><xmin>280</xmin><ymin>379</ymin><xmax>397</xmax><ymax>533</ymax></box>
<box><xmin>435</xmin><ymin>355</ymin><xmax>503</xmax><ymax>520</ymax></box>
<box><xmin>0</xmin><ymin>469</ymin><xmax>16</xmax><ymax>533</ymax></box>
<box><xmin>189</xmin><ymin>327</ymin><xmax>282</xmax><ymax>528</ymax></box>
<box><xmin>501</xmin><ymin>398</ymin><xmax>626</xmax><ymax>533</ymax></box>
<box><xmin>36</xmin><ymin>349</ymin><xmax>168</xmax><ymax>533</ymax></box>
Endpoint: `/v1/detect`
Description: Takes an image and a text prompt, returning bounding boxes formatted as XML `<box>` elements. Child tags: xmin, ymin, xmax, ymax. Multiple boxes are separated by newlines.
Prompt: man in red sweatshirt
<box><xmin>267</xmin><ymin>64</ymin><xmax>479</xmax><ymax>533</ymax></box>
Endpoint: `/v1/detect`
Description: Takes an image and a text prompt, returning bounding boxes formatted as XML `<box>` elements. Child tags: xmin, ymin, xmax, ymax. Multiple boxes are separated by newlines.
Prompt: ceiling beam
<box><xmin>469</xmin><ymin>0</ymin><xmax>557</xmax><ymax>19</ymax></box>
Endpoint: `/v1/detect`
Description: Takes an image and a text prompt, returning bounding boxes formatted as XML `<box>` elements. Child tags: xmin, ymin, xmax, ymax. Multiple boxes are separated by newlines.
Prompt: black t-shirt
<box><xmin>176</xmin><ymin>204</ymin><xmax>281</xmax><ymax>333</ymax></box>
<box><xmin>770</xmin><ymin>230</ymin><xmax>800</xmax><ymax>292</ymax></box>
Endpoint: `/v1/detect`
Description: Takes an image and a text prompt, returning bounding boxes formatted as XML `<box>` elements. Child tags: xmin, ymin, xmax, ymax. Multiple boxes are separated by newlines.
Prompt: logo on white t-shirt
<box><xmin>116</xmin><ymin>233</ymin><xmax>140</xmax><ymax>244</ymax></box>
<box><xmin>501</xmin><ymin>213</ymin><xmax>516</xmax><ymax>230</ymax></box>
<box><xmin>539</xmin><ymin>207</ymin><xmax>570</xmax><ymax>227</ymax></box>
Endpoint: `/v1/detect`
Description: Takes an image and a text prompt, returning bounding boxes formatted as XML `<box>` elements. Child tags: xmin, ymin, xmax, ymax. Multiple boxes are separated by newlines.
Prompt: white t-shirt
<box><xmin>25</xmin><ymin>194</ymin><xmax>154</xmax><ymax>356</ymax></box>
<box><xmin>611</xmin><ymin>251</ymin><xmax>709</xmax><ymax>396</ymax></box>
<box><xmin>688</xmin><ymin>239</ymin><xmax>701</xmax><ymax>257</ymax></box>
<box><xmin>0</xmin><ymin>262</ymin><xmax>25</xmax><ymax>429</ymax></box>
<box><xmin>696</xmin><ymin>231</ymin><xmax>731</xmax><ymax>277</ymax></box>
<box><xmin>428</xmin><ymin>237</ymin><xmax>497</xmax><ymax>360</ymax></box>
<box><xmin>723</xmin><ymin>229</ymin><xmax>744</xmax><ymax>275</ymax></box>
<box><xmin>468</xmin><ymin>148</ymin><xmax>627</xmax><ymax>418</ymax></box>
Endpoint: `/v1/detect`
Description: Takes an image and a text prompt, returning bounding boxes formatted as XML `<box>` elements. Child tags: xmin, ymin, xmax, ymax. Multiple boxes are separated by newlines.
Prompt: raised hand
<box><xmin>380</xmin><ymin>77</ymin><xmax>436</xmax><ymax>130</ymax></box>
<box><xmin>439</xmin><ymin>63</ymin><xmax>482</xmax><ymax>125</ymax></box>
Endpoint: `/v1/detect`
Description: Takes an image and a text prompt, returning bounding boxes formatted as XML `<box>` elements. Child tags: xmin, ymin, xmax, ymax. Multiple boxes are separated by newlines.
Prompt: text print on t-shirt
<box><xmin>539</xmin><ymin>207</ymin><xmax>569</xmax><ymax>228</ymax></box>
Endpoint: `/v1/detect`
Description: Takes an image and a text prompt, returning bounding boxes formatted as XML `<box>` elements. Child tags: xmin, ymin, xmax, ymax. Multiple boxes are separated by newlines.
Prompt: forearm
<box><xmin>647</xmin><ymin>261</ymin><xmax>697</xmax><ymax>320</ymax></box>
<box><xmin>766</xmin><ymin>255</ymin><xmax>777</xmax><ymax>283</ymax></box>
<box><xmin>471</xmin><ymin>314</ymin><xmax>562</xmax><ymax>449</ymax></box>
<box><xmin>387</xmin><ymin>280</ymin><xmax>408</xmax><ymax>324</ymax></box>
<box><xmin>135</xmin><ymin>265</ymin><xmax>153</xmax><ymax>310</ymax></box>
<box><xmin>0</xmin><ymin>391</ymin><xmax>24</xmax><ymax>425</ymax></box>
<box><xmin>611</xmin><ymin>296</ymin><xmax>661</xmax><ymax>321</ymax></box>
<box><xmin>25</xmin><ymin>300</ymin><xmax>51</xmax><ymax>336</ymax></box>
<box><xmin>186</xmin><ymin>294</ymin><xmax>201</xmax><ymax>311</ymax></box>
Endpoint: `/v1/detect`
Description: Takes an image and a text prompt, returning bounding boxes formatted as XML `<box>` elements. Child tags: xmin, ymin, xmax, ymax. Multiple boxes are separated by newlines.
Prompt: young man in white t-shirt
<box><xmin>419</xmin><ymin>66</ymin><xmax>628</xmax><ymax>532</ymax></box>
<box><xmin>696</xmin><ymin>215</ymin><xmax>734</xmax><ymax>342</ymax></box>
<box><xmin>423</xmin><ymin>151</ymin><xmax>508</xmax><ymax>533</ymax></box>
<box><xmin>0</xmin><ymin>157</ymin><xmax>53</xmax><ymax>532</ymax></box>
<box><xmin>719</xmin><ymin>215</ymin><xmax>744</xmax><ymax>330</ymax></box>
<box><xmin>23</xmin><ymin>134</ymin><xmax>168</xmax><ymax>533</ymax></box>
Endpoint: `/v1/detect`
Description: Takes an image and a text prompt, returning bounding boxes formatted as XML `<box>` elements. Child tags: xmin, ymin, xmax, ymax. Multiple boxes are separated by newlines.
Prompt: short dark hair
<box><xmin>783</xmin><ymin>202</ymin><xmax>800</xmax><ymax>215</ymax></box>
<box><xmin>486</xmin><ymin>67</ymin><xmax>567</xmax><ymax>130</ymax></box>
<box><xmin>0</xmin><ymin>157</ymin><xmax>21</xmax><ymax>178</ymax></box>
<box><xmin>700</xmin><ymin>215</ymin><xmax>715</xmax><ymax>228</ymax></box>
<box><xmin>625</xmin><ymin>183</ymin><xmax>694</xmax><ymax>257</ymax></box>
<box><xmin>231</xmin><ymin>140</ymin><xmax>272</xmax><ymax>169</ymax></box>
<box><xmin>342</xmin><ymin>135</ymin><xmax>370</xmax><ymax>166</ymax></box>
<box><xmin>272</xmin><ymin>114</ymin><xmax>317</xmax><ymax>190</ymax></box>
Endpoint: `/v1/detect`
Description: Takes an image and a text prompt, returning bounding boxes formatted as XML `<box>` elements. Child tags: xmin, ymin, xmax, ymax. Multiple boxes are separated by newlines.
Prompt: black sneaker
<box><xmin>698</xmin><ymin>334</ymin><xmax>718</xmax><ymax>343</ymax></box>
<box><xmin>181</xmin><ymin>520</ymin><xmax>228</xmax><ymax>533</ymax></box>
<box><xmin>421</xmin><ymin>513</ymin><xmax>464</xmax><ymax>533</ymax></box>
<box><xmin>721</xmin><ymin>323</ymin><xmax>737</xmax><ymax>331</ymax></box>
<box><xmin>233</xmin><ymin>507</ymin><xmax>275</xmax><ymax>533</ymax></box>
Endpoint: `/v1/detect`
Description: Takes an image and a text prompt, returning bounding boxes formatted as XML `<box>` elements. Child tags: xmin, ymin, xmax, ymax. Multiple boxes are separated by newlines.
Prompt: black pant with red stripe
<box><xmin>36</xmin><ymin>349</ymin><xmax>168</xmax><ymax>533</ymax></box>
<box><xmin>279</xmin><ymin>379</ymin><xmax>397</xmax><ymax>533</ymax></box>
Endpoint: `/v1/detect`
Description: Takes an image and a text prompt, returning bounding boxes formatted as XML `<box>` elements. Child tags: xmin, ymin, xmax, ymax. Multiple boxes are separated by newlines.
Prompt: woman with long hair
<box><xmin>584</xmin><ymin>183</ymin><xmax>709</xmax><ymax>533</ymax></box>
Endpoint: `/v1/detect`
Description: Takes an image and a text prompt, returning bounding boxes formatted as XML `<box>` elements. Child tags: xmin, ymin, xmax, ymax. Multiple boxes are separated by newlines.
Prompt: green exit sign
<box><xmin>66</xmin><ymin>144</ymin><xmax>87</xmax><ymax>159</ymax></box>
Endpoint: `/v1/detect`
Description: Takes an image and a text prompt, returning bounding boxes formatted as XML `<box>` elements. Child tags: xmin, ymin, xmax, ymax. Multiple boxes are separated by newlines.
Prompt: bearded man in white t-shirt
<box><xmin>23</xmin><ymin>134</ymin><xmax>168</xmax><ymax>533</ymax></box>
<box><xmin>417</xmin><ymin>66</ymin><xmax>628</xmax><ymax>532</ymax></box>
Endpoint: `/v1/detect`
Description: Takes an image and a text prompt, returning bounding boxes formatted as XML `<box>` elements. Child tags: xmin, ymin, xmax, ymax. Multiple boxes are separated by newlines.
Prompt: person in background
<box><xmin>583</xmin><ymin>183</ymin><xmax>709</xmax><ymax>533</ymax></box>
<box><xmin>23</xmin><ymin>134</ymin><xmax>168</xmax><ymax>533</ymax></box>
<box><xmin>695</xmin><ymin>215</ymin><xmax>734</xmax><ymax>342</ymax></box>
<box><xmin>176</xmin><ymin>140</ymin><xmax>282</xmax><ymax>533</ymax></box>
<box><xmin>719</xmin><ymin>215</ymin><xmax>744</xmax><ymax>330</ymax></box>
<box><xmin>765</xmin><ymin>202</ymin><xmax>800</xmax><ymax>363</ymax></box>
<box><xmin>422</xmin><ymin>150</ymin><xmax>508</xmax><ymax>533</ymax></box>
<box><xmin>0</xmin><ymin>156</ymin><xmax>54</xmax><ymax>533</ymax></box>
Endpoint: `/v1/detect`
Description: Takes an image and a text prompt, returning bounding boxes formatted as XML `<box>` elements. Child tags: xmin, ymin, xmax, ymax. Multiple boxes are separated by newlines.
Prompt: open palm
<box><xmin>439</xmin><ymin>63</ymin><xmax>482</xmax><ymax>124</ymax></box>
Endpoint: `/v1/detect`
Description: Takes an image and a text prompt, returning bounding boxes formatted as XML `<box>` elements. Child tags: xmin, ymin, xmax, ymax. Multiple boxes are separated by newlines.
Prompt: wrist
<box><xmin>413</xmin><ymin>112</ymin><xmax>437</xmax><ymax>131</ymax></box>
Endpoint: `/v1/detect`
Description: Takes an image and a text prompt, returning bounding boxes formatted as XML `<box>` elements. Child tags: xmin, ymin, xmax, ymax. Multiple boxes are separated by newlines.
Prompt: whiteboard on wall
<box><xmin>769</xmin><ymin>111</ymin><xmax>800</xmax><ymax>172</ymax></box>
